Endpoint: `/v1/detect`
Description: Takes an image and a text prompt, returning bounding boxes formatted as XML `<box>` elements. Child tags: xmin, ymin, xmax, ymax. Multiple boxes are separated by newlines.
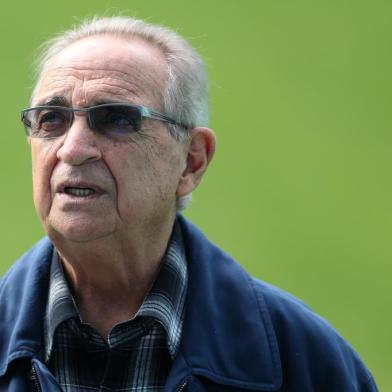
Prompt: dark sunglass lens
<box><xmin>91</xmin><ymin>105</ymin><xmax>141</xmax><ymax>135</ymax></box>
<box><xmin>27</xmin><ymin>108</ymin><xmax>71</xmax><ymax>138</ymax></box>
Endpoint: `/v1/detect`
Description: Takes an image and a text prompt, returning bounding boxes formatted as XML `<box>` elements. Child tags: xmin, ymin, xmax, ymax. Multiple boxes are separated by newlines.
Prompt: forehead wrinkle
<box><xmin>84</xmin><ymin>81</ymin><xmax>143</xmax><ymax>104</ymax></box>
<box><xmin>76</xmin><ymin>64</ymin><xmax>164</xmax><ymax>107</ymax></box>
<box><xmin>36</xmin><ymin>61</ymin><xmax>165</xmax><ymax>109</ymax></box>
<box><xmin>35</xmin><ymin>78</ymin><xmax>143</xmax><ymax>108</ymax></box>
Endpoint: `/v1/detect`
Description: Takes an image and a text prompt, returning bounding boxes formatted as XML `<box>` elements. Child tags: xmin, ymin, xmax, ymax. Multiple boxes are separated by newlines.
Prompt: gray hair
<box><xmin>33</xmin><ymin>16</ymin><xmax>210</xmax><ymax>211</ymax></box>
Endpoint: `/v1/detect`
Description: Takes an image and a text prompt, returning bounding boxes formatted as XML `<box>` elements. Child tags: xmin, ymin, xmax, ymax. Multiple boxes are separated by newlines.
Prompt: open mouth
<box><xmin>64</xmin><ymin>187</ymin><xmax>96</xmax><ymax>197</ymax></box>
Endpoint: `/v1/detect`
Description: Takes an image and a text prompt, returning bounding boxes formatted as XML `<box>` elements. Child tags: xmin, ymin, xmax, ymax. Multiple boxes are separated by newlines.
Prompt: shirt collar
<box><xmin>44</xmin><ymin>220</ymin><xmax>188</xmax><ymax>361</ymax></box>
<box><xmin>137</xmin><ymin>221</ymin><xmax>188</xmax><ymax>357</ymax></box>
<box><xmin>44</xmin><ymin>249</ymin><xmax>77</xmax><ymax>361</ymax></box>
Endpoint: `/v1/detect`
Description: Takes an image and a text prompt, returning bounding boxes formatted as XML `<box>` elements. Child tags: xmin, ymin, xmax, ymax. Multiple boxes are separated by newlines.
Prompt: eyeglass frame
<box><xmin>20</xmin><ymin>102</ymin><xmax>188</xmax><ymax>138</ymax></box>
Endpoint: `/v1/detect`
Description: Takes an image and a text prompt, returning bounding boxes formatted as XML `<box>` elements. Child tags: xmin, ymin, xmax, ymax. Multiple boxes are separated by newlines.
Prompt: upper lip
<box><xmin>56</xmin><ymin>180</ymin><xmax>105</xmax><ymax>195</ymax></box>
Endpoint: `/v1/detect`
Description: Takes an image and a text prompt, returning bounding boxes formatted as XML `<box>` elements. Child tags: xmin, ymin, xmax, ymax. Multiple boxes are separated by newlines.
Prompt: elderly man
<box><xmin>0</xmin><ymin>16</ymin><xmax>377</xmax><ymax>392</ymax></box>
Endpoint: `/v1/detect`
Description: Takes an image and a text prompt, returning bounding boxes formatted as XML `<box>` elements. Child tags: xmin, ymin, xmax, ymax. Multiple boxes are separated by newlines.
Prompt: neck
<box><xmin>50</xmin><ymin>218</ymin><xmax>175</xmax><ymax>337</ymax></box>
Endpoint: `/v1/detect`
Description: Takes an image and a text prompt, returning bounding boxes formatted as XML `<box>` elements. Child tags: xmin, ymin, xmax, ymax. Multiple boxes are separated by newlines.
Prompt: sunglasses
<box><xmin>20</xmin><ymin>103</ymin><xmax>187</xmax><ymax>139</ymax></box>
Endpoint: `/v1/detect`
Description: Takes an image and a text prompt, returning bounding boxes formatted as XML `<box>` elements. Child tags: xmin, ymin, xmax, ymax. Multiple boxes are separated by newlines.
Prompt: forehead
<box><xmin>33</xmin><ymin>35</ymin><xmax>168</xmax><ymax>108</ymax></box>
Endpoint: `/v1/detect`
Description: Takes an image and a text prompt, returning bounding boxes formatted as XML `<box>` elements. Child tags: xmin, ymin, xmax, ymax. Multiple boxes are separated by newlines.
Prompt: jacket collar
<box><xmin>0</xmin><ymin>217</ymin><xmax>282</xmax><ymax>390</ymax></box>
<box><xmin>177</xmin><ymin>216</ymin><xmax>282</xmax><ymax>390</ymax></box>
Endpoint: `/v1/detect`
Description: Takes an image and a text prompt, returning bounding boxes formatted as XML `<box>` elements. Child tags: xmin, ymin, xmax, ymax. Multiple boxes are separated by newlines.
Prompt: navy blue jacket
<box><xmin>0</xmin><ymin>217</ymin><xmax>378</xmax><ymax>391</ymax></box>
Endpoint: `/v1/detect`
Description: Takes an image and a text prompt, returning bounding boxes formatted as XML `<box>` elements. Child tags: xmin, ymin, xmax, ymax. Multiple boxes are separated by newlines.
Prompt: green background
<box><xmin>1</xmin><ymin>1</ymin><xmax>390</xmax><ymax>389</ymax></box>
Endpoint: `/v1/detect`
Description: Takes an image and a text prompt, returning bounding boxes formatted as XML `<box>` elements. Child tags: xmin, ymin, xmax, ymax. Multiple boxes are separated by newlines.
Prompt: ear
<box><xmin>176</xmin><ymin>127</ymin><xmax>216</xmax><ymax>197</ymax></box>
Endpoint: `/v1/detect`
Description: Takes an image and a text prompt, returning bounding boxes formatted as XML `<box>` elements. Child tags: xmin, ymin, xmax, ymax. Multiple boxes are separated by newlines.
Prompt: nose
<box><xmin>56</xmin><ymin>115</ymin><xmax>102</xmax><ymax>165</ymax></box>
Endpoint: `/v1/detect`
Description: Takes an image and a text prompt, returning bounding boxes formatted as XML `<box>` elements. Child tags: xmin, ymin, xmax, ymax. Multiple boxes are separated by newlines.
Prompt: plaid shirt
<box><xmin>44</xmin><ymin>222</ymin><xmax>188</xmax><ymax>392</ymax></box>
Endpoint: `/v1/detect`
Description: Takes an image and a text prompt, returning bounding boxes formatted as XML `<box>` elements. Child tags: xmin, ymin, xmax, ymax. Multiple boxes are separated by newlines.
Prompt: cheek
<box><xmin>108</xmin><ymin>138</ymin><xmax>185</xmax><ymax>213</ymax></box>
<box><xmin>30</xmin><ymin>141</ymin><xmax>58</xmax><ymax>217</ymax></box>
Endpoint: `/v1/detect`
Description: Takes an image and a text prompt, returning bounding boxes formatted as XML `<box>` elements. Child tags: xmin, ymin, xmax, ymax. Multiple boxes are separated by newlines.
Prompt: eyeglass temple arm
<box><xmin>143</xmin><ymin>108</ymin><xmax>189</xmax><ymax>130</ymax></box>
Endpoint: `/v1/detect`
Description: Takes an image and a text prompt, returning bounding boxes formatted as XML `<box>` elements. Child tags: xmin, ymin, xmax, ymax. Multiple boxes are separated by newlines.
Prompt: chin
<box><xmin>45</xmin><ymin>216</ymin><xmax>115</xmax><ymax>244</ymax></box>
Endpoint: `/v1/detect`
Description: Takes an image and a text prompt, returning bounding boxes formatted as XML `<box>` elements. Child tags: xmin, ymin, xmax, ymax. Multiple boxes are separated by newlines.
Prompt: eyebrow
<box><xmin>89</xmin><ymin>99</ymin><xmax>126</xmax><ymax>106</ymax></box>
<box><xmin>38</xmin><ymin>96</ymin><xmax>69</xmax><ymax>107</ymax></box>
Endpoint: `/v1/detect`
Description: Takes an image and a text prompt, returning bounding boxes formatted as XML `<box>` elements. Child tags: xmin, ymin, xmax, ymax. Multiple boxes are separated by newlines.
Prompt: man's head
<box><xmin>25</xmin><ymin>17</ymin><xmax>215</xmax><ymax>245</ymax></box>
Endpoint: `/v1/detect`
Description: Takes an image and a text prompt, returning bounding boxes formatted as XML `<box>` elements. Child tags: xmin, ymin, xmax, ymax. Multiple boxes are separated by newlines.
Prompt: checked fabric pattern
<box><xmin>44</xmin><ymin>221</ymin><xmax>188</xmax><ymax>392</ymax></box>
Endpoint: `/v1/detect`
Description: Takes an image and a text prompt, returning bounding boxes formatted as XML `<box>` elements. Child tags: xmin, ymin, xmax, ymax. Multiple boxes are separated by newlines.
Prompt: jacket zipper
<box><xmin>176</xmin><ymin>378</ymin><xmax>189</xmax><ymax>392</ymax></box>
<box><xmin>29</xmin><ymin>365</ymin><xmax>42</xmax><ymax>392</ymax></box>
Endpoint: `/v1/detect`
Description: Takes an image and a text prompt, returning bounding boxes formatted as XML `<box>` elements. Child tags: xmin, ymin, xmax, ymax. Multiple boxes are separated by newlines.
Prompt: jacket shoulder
<box><xmin>0</xmin><ymin>237</ymin><xmax>53</xmax><ymax>378</ymax></box>
<box><xmin>252</xmin><ymin>278</ymin><xmax>377</xmax><ymax>390</ymax></box>
<box><xmin>0</xmin><ymin>237</ymin><xmax>52</xmax><ymax>293</ymax></box>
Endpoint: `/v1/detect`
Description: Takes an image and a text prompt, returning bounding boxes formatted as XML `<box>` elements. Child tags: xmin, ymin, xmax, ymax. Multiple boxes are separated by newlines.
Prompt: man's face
<box><xmin>30</xmin><ymin>35</ymin><xmax>189</xmax><ymax>244</ymax></box>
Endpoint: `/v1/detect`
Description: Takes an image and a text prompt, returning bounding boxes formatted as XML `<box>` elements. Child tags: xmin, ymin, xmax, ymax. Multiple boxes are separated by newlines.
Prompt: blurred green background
<box><xmin>0</xmin><ymin>1</ymin><xmax>390</xmax><ymax>389</ymax></box>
